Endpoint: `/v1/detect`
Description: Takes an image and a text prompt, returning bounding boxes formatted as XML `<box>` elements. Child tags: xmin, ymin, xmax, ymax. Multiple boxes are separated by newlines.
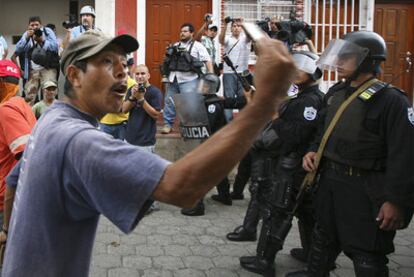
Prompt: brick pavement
<box><xmin>90</xmin><ymin>190</ymin><xmax>414</xmax><ymax>277</ymax></box>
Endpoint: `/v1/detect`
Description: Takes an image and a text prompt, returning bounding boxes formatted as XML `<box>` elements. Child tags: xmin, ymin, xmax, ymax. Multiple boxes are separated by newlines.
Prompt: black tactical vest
<box><xmin>323</xmin><ymin>85</ymin><xmax>386</xmax><ymax>170</ymax></box>
<box><xmin>168</xmin><ymin>41</ymin><xmax>202</xmax><ymax>73</ymax></box>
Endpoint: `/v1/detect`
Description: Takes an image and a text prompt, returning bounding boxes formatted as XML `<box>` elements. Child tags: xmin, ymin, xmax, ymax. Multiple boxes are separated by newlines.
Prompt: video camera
<box><xmin>62</xmin><ymin>14</ymin><xmax>79</xmax><ymax>29</ymax></box>
<box><xmin>165</xmin><ymin>44</ymin><xmax>187</xmax><ymax>57</ymax></box>
<box><xmin>275</xmin><ymin>20</ymin><xmax>312</xmax><ymax>46</ymax></box>
<box><xmin>256</xmin><ymin>17</ymin><xmax>271</xmax><ymax>34</ymax></box>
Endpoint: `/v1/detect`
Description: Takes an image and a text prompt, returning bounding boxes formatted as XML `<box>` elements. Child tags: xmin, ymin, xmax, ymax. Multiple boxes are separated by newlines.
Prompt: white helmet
<box><xmin>80</xmin><ymin>5</ymin><xmax>96</xmax><ymax>17</ymax></box>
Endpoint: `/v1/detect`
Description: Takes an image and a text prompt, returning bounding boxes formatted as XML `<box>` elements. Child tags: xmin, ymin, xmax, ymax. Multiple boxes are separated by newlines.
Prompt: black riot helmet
<box><xmin>342</xmin><ymin>31</ymin><xmax>386</xmax><ymax>73</ymax></box>
<box><xmin>318</xmin><ymin>31</ymin><xmax>386</xmax><ymax>78</ymax></box>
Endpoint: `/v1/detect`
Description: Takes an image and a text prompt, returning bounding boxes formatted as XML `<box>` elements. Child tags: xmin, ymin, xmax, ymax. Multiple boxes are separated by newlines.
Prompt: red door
<box><xmin>146</xmin><ymin>0</ymin><xmax>212</xmax><ymax>91</ymax></box>
<box><xmin>374</xmin><ymin>2</ymin><xmax>414</xmax><ymax>102</ymax></box>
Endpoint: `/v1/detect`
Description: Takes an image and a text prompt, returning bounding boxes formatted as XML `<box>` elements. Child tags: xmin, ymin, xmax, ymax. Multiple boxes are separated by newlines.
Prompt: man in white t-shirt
<box><xmin>161</xmin><ymin>23</ymin><xmax>213</xmax><ymax>134</ymax></box>
<box><xmin>219</xmin><ymin>18</ymin><xmax>251</xmax><ymax>121</ymax></box>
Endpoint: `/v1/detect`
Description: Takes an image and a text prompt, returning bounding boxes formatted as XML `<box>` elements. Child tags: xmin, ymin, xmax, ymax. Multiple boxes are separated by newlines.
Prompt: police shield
<box><xmin>174</xmin><ymin>93</ymin><xmax>211</xmax><ymax>140</ymax></box>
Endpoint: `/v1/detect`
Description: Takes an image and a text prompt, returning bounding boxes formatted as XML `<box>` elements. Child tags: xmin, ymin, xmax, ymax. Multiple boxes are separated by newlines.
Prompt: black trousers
<box><xmin>314</xmin><ymin>165</ymin><xmax>396</xmax><ymax>259</ymax></box>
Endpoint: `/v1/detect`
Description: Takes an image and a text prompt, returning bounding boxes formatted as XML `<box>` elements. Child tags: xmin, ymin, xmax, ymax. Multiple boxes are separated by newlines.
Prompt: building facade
<box><xmin>0</xmin><ymin>0</ymin><xmax>412</xmax><ymax>100</ymax></box>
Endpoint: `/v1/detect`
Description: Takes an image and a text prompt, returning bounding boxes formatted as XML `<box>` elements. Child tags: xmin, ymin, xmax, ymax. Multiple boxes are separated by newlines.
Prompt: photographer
<box><xmin>195</xmin><ymin>15</ymin><xmax>219</xmax><ymax>75</ymax></box>
<box><xmin>219</xmin><ymin>17</ymin><xmax>251</xmax><ymax>122</ymax></box>
<box><xmin>123</xmin><ymin>64</ymin><xmax>163</xmax><ymax>214</ymax></box>
<box><xmin>15</xmin><ymin>16</ymin><xmax>59</xmax><ymax>99</ymax></box>
<box><xmin>161</xmin><ymin>23</ymin><xmax>213</xmax><ymax>134</ymax></box>
<box><xmin>62</xmin><ymin>6</ymin><xmax>99</xmax><ymax>48</ymax></box>
<box><xmin>123</xmin><ymin>64</ymin><xmax>162</xmax><ymax>153</ymax></box>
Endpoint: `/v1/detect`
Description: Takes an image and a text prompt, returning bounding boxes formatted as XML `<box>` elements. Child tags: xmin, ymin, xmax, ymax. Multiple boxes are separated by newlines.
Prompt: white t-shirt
<box><xmin>223</xmin><ymin>34</ymin><xmax>251</xmax><ymax>74</ymax></box>
<box><xmin>169</xmin><ymin>40</ymin><xmax>211</xmax><ymax>83</ymax></box>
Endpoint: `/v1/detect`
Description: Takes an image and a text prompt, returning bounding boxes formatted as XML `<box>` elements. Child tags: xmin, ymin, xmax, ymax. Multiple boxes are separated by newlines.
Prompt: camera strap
<box><xmin>226</xmin><ymin>38</ymin><xmax>240</xmax><ymax>55</ymax></box>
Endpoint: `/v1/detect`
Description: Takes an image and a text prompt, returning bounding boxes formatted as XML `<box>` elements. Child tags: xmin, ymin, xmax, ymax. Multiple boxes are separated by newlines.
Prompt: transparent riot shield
<box><xmin>174</xmin><ymin>93</ymin><xmax>211</xmax><ymax>140</ymax></box>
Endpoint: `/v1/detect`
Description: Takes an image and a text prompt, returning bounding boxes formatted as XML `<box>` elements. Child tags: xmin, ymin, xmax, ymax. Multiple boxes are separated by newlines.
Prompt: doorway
<box><xmin>374</xmin><ymin>1</ymin><xmax>414</xmax><ymax>102</ymax></box>
<box><xmin>146</xmin><ymin>0</ymin><xmax>212</xmax><ymax>90</ymax></box>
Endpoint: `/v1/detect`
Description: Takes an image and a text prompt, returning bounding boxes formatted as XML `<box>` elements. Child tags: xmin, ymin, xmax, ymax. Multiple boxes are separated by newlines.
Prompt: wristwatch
<box><xmin>128</xmin><ymin>97</ymin><xmax>137</xmax><ymax>103</ymax></box>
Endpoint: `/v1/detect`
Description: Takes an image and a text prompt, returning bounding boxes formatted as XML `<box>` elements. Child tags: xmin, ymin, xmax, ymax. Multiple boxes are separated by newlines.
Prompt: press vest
<box><xmin>168</xmin><ymin>41</ymin><xmax>203</xmax><ymax>73</ymax></box>
<box><xmin>323</xmin><ymin>85</ymin><xmax>387</xmax><ymax>170</ymax></box>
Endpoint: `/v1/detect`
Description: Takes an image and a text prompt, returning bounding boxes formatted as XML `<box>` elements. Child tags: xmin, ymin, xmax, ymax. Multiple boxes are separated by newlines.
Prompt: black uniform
<box><xmin>240</xmin><ymin>85</ymin><xmax>324</xmax><ymax>276</ymax></box>
<box><xmin>307</xmin><ymin>79</ymin><xmax>414</xmax><ymax>276</ymax></box>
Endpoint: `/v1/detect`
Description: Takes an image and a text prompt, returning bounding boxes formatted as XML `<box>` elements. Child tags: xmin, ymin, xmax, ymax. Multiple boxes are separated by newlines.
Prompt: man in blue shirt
<box><xmin>63</xmin><ymin>5</ymin><xmax>99</xmax><ymax>48</ymax></box>
<box><xmin>123</xmin><ymin>64</ymin><xmax>162</xmax><ymax>152</ymax></box>
<box><xmin>123</xmin><ymin>64</ymin><xmax>163</xmax><ymax>213</ymax></box>
<box><xmin>15</xmin><ymin>16</ymin><xmax>59</xmax><ymax>99</ymax></box>
<box><xmin>3</xmin><ymin>30</ymin><xmax>294</xmax><ymax>277</ymax></box>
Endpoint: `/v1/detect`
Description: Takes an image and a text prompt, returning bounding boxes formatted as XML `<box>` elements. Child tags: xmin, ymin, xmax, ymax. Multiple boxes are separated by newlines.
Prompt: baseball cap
<box><xmin>42</xmin><ymin>80</ymin><xmax>57</xmax><ymax>89</ymax></box>
<box><xmin>208</xmin><ymin>24</ymin><xmax>218</xmax><ymax>31</ymax></box>
<box><xmin>0</xmin><ymin>60</ymin><xmax>20</xmax><ymax>79</ymax></box>
<box><xmin>61</xmin><ymin>30</ymin><xmax>139</xmax><ymax>76</ymax></box>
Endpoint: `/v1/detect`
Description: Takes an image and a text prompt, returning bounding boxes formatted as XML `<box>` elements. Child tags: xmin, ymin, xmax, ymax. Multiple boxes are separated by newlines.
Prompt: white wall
<box><xmin>95</xmin><ymin>0</ymin><xmax>115</xmax><ymax>36</ymax></box>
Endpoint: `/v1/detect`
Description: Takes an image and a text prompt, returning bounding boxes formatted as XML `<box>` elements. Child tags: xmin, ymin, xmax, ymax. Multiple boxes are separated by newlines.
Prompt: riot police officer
<box><xmin>287</xmin><ymin>31</ymin><xmax>414</xmax><ymax>277</ymax></box>
<box><xmin>237</xmin><ymin>51</ymin><xmax>324</xmax><ymax>276</ymax></box>
<box><xmin>176</xmin><ymin>73</ymin><xmax>247</xmax><ymax>216</ymax></box>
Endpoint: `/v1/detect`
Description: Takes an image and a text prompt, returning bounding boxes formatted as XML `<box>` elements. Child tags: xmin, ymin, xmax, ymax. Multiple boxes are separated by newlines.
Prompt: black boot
<box><xmin>240</xmin><ymin>214</ymin><xmax>278</xmax><ymax>277</ymax></box>
<box><xmin>353</xmin><ymin>254</ymin><xmax>389</xmax><ymax>277</ymax></box>
<box><xmin>212</xmin><ymin>178</ymin><xmax>232</xmax><ymax>205</ymax></box>
<box><xmin>231</xmin><ymin>152</ymin><xmax>251</xmax><ymax>199</ymax></box>
<box><xmin>228</xmin><ymin>185</ymin><xmax>260</xmax><ymax>241</ymax></box>
<box><xmin>290</xmin><ymin>216</ymin><xmax>314</xmax><ymax>262</ymax></box>
<box><xmin>240</xmin><ymin>257</ymin><xmax>275</xmax><ymax>277</ymax></box>
<box><xmin>181</xmin><ymin>200</ymin><xmax>205</xmax><ymax>216</ymax></box>
<box><xmin>227</xmin><ymin>225</ymin><xmax>256</xmax><ymax>241</ymax></box>
<box><xmin>211</xmin><ymin>194</ymin><xmax>232</xmax><ymax>205</ymax></box>
<box><xmin>285</xmin><ymin>227</ymin><xmax>336</xmax><ymax>277</ymax></box>
<box><xmin>291</xmin><ymin>196</ymin><xmax>316</xmax><ymax>263</ymax></box>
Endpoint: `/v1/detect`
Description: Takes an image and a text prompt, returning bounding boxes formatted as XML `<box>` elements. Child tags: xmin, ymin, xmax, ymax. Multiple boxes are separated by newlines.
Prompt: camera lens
<box><xmin>34</xmin><ymin>29</ymin><xmax>43</xmax><ymax>37</ymax></box>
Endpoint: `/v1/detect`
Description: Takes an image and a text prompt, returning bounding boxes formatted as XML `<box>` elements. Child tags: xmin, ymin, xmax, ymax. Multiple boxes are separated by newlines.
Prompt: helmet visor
<box><xmin>317</xmin><ymin>39</ymin><xmax>369</xmax><ymax>72</ymax></box>
<box><xmin>292</xmin><ymin>53</ymin><xmax>318</xmax><ymax>74</ymax></box>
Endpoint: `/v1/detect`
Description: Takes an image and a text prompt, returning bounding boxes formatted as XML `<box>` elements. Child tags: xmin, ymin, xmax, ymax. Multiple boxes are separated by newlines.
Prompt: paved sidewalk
<box><xmin>91</xmin><ymin>191</ymin><xmax>414</xmax><ymax>277</ymax></box>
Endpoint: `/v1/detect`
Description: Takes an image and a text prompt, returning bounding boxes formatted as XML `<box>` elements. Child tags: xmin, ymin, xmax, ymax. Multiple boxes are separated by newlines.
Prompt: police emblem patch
<box><xmin>303</xmin><ymin>106</ymin><xmax>317</xmax><ymax>121</ymax></box>
<box><xmin>408</xmin><ymin>107</ymin><xmax>414</xmax><ymax>126</ymax></box>
<box><xmin>208</xmin><ymin>104</ymin><xmax>216</xmax><ymax>113</ymax></box>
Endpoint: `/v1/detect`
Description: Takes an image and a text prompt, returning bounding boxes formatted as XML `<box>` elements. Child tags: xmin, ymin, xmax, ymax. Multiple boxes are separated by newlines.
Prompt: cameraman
<box><xmin>268</xmin><ymin>16</ymin><xmax>283</xmax><ymax>39</ymax></box>
<box><xmin>15</xmin><ymin>16</ymin><xmax>59</xmax><ymax>100</ymax></box>
<box><xmin>219</xmin><ymin>17</ymin><xmax>251</xmax><ymax>122</ymax></box>
<box><xmin>161</xmin><ymin>23</ymin><xmax>213</xmax><ymax>134</ymax></box>
<box><xmin>62</xmin><ymin>6</ymin><xmax>99</xmax><ymax>48</ymax></box>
